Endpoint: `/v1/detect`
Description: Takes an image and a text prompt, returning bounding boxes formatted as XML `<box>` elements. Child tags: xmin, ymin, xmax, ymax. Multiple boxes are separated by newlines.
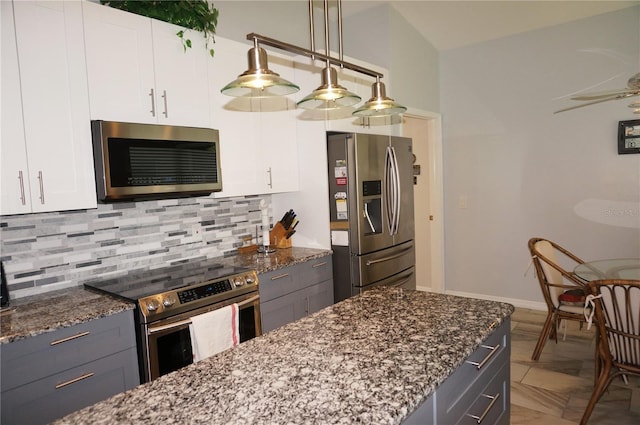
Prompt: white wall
<box><xmin>440</xmin><ymin>7</ymin><xmax>640</xmax><ymax>306</ymax></box>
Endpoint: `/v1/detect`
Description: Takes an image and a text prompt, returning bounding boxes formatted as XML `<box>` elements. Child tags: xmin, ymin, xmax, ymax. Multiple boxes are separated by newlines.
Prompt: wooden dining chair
<box><xmin>528</xmin><ymin>237</ymin><xmax>588</xmax><ymax>360</ymax></box>
<box><xmin>580</xmin><ymin>279</ymin><xmax>640</xmax><ymax>425</ymax></box>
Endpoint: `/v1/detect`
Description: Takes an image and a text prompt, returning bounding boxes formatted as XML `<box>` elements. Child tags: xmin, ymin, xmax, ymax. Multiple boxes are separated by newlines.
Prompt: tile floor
<box><xmin>510</xmin><ymin>308</ymin><xmax>640</xmax><ymax>424</ymax></box>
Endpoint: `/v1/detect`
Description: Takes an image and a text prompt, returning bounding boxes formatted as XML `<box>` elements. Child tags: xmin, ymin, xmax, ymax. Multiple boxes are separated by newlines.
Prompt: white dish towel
<box><xmin>189</xmin><ymin>303</ymin><xmax>239</xmax><ymax>362</ymax></box>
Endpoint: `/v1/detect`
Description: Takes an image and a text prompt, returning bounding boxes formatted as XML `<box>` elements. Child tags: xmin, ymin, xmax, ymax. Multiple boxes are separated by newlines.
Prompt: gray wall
<box><xmin>440</xmin><ymin>6</ymin><xmax>640</xmax><ymax>305</ymax></box>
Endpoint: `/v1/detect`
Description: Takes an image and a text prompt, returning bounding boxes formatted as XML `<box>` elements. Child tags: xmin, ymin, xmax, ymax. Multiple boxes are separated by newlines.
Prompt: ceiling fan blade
<box><xmin>554</xmin><ymin>95</ymin><xmax>624</xmax><ymax>114</ymax></box>
<box><xmin>571</xmin><ymin>89</ymin><xmax>636</xmax><ymax>101</ymax></box>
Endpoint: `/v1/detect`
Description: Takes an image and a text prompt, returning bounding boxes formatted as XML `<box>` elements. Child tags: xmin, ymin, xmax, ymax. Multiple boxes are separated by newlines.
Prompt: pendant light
<box><xmin>221</xmin><ymin>0</ymin><xmax>406</xmax><ymax>118</ymax></box>
<box><xmin>353</xmin><ymin>77</ymin><xmax>407</xmax><ymax>117</ymax></box>
<box><xmin>221</xmin><ymin>38</ymin><xmax>299</xmax><ymax>98</ymax></box>
<box><xmin>296</xmin><ymin>1</ymin><xmax>360</xmax><ymax>110</ymax></box>
<box><xmin>296</xmin><ymin>63</ymin><xmax>361</xmax><ymax>110</ymax></box>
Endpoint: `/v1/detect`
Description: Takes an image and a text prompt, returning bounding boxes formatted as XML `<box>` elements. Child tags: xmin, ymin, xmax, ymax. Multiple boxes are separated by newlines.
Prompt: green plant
<box><xmin>101</xmin><ymin>0</ymin><xmax>218</xmax><ymax>57</ymax></box>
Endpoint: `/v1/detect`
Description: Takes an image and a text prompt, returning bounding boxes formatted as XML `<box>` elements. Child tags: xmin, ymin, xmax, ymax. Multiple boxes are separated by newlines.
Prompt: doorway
<box><xmin>402</xmin><ymin>113</ymin><xmax>444</xmax><ymax>293</ymax></box>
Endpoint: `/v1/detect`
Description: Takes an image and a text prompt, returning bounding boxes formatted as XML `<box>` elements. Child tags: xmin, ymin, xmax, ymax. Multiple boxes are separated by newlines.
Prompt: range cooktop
<box><xmin>84</xmin><ymin>258</ymin><xmax>254</xmax><ymax>302</ymax></box>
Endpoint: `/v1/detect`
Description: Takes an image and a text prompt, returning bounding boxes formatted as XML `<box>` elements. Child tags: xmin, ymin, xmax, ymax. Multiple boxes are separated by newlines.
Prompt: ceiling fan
<box><xmin>554</xmin><ymin>72</ymin><xmax>640</xmax><ymax>114</ymax></box>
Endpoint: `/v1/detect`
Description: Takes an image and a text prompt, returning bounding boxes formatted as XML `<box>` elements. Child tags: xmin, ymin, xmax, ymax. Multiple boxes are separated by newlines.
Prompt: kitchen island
<box><xmin>55</xmin><ymin>288</ymin><xmax>513</xmax><ymax>424</ymax></box>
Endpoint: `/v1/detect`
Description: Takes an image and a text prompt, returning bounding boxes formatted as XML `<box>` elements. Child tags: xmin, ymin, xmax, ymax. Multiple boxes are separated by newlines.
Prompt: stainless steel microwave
<box><xmin>91</xmin><ymin>120</ymin><xmax>222</xmax><ymax>202</ymax></box>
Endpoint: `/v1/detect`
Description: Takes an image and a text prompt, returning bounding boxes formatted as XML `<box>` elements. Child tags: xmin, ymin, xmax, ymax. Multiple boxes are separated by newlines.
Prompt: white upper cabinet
<box><xmin>1</xmin><ymin>0</ymin><xmax>96</xmax><ymax>215</ymax></box>
<box><xmin>82</xmin><ymin>1</ymin><xmax>210</xmax><ymax>127</ymax></box>
<box><xmin>1</xmin><ymin>0</ymin><xmax>30</xmax><ymax>214</ymax></box>
<box><xmin>210</xmin><ymin>37</ymin><xmax>299</xmax><ymax>198</ymax></box>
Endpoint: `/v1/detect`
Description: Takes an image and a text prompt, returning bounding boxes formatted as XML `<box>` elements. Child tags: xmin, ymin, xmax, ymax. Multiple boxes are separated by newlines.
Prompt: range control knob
<box><xmin>233</xmin><ymin>277</ymin><xmax>245</xmax><ymax>287</ymax></box>
<box><xmin>146</xmin><ymin>299</ymin><xmax>160</xmax><ymax>312</ymax></box>
<box><xmin>245</xmin><ymin>276</ymin><xmax>255</xmax><ymax>285</ymax></box>
<box><xmin>162</xmin><ymin>297</ymin><xmax>176</xmax><ymax>308</ymax></box>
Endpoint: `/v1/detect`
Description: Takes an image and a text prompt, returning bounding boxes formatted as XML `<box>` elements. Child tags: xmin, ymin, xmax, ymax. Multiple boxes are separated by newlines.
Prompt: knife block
<box><xmin>269</xmin><ymin>222</ymin><xmax>292</xmax><ymax>249</ymax></box>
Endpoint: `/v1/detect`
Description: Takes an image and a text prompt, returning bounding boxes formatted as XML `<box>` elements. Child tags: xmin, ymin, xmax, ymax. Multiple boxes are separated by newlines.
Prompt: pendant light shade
<box><xmin>221</xmin><ymin>45</ymin><xmax>299</xmax><ymax>98</ymax></box>
<box><xmin>297</xmin><ymin>66</ymin><xmax>361</xmax><ymax>110</ymax></box>
<box><xmin>353</xmin><ymin>80</ymin><xmax>407</xmax><ymax>117</ymax></box>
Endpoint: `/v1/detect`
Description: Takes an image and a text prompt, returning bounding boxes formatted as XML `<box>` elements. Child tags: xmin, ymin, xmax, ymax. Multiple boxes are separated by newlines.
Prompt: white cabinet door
<box><xmin>82</xmin><ymin>2</ymin><xmax>210</xmax><ymax>127</ymax></box>
<box><xmin>211</xmin><ymin>38</ymin><xmax>299</xmax><ymax>197</ymax></box>
<box><xmin>1</xmin><ymin>0</ymin><xmax>31</xmax><ymax>214</ymax></box>
<box><xmin>2</xmin><ymin>0</ymin><xmax>96</xmax><ymax>215</ymax></box>
<box><xmin>209</xmin><ymin>38</ymin><xmax>261</xmax><ymax>198</ymax></box>
<box><xmin>258</xmin><ymin>53</ymin><xmax>299</xmax><ymax>194</ymax></box>
<box><xmin>151</xmin><ymin>20</ymin><xmax>210</xmax><ymax>127</ymax></box>
<box><xmin>82</xmin><ymin>1</ymin><xmax>156</xmax><ymax>124</ymax></box>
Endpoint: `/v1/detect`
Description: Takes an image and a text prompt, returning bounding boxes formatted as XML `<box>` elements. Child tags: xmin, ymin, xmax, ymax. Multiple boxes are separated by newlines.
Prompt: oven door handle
<box><xmin>147</xmin><ymin>294</ymin><xmax>260</xmax><ymax>335</ymax></box>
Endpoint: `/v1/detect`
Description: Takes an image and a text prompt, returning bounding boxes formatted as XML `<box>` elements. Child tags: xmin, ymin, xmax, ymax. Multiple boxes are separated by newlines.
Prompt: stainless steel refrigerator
<box><xmin>327</xmin><ymin>132</ymin><xmax>416</xmax><ymax>302</ymax></box>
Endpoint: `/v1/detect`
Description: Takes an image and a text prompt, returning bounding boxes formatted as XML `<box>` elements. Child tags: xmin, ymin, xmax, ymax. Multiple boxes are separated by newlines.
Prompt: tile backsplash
<box><xmin>0</xmin><ymin>195</ymin><xmax>270</xmax><ymax>299</ymax></box>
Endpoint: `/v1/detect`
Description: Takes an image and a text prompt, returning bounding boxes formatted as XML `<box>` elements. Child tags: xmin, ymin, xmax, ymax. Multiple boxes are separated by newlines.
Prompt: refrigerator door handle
<box><xmin>365</xmin><ymin>246</ymin><xmax>413</xmax><ymax>266</ymax></box>
<box><xmin>384</xmin><ymin>147</ymin><xmax>396</xmax><ymax>235</ymax></box>
<box><xmin>385</xmin><ymin>146</ymin><xmax>401</xmax><ymax>235</ymax></box>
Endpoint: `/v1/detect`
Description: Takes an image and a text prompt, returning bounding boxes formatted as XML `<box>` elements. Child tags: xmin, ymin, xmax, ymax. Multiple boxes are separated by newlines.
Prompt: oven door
<box><xmin>141</xmin><ymin>291</ymin><xmax>261</xmax><ymax>382</ymax></box>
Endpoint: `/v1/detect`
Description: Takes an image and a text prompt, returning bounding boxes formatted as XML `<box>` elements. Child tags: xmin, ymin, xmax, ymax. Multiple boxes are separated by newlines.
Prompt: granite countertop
<box><xmin>0</xmin><ymin>287</ymin><xmax>134</xmax><ymax>344</ymax></box>
<box><xmin>55</xmin><ymin>288</ymin><xmax>514</xmax><ymax>425</ymax></box>
<box><xmin>0</xmin><ymin>247</ymin><xmax>331</xmax><ymax>344</ymax></box>
<box><xmin>224</xmin><ymin>246</ymin><xmax>332</xmax><ymax>274</ymax></box>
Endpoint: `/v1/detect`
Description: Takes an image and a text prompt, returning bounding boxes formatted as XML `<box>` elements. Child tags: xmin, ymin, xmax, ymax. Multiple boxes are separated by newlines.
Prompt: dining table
<box><xmin>574</xmin><ymin>258</ymin><xmax>640</xmax><ymax>282</ymax></box>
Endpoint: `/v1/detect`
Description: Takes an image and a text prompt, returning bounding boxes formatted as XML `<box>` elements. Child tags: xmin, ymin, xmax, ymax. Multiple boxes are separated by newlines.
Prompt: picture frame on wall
<box><xmin>618</xmin><ymin>119</ymin><xmax>640</xmax><ymax>154</ymax></box>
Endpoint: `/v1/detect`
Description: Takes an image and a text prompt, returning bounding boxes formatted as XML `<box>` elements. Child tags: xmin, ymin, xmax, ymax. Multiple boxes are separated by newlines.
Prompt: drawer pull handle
<box><xmin>270</xmin><ymin>273</ymin><xmax>289</xmax><ymax>281</ymax></box>
<box><xmin>312</xmin><ymin>262</ymin><xmax>327</xmax><ymax>268</ymax></box>
<box><xmin>50</xmin><ymin>331</ymin><xmax>90</xmax><ymax>346</ymax></box>
<box><xmin>55</xmin><ymin>372</ymin><xmax>95</xmax><ymax>389</ymax></box>
<box><xmin>465</xmin><ymin>344</ymin><xmax>501</xmax><ymax>370</ymax></box>
<box><xmin>467</xmin><ymin>392</ymin><xmax>500</xmax><ymax>424</ymax></box>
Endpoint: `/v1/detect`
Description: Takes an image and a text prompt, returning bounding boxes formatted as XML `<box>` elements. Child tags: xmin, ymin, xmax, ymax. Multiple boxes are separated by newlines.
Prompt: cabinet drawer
<box><xmin>259</xmin><ymin>257</ymin><xmax>333</xmax><ymax>302</ymax></box>
<box><xmin>456</xmin><ymin>363</ymin><xmax>509</xmax><ymax>425</ymax></box>
<box><xmin>298</xmin><ymin>257</ymin><xmax>333</xmax><ymax>287</ymax></box>
<box><xmin>259</xmin><ymin>267</ymin><xmax>296</xmax><ymax>302</ymax></box>
<box><xmin>1</xmin><ymin>347</ymin><xmax>139</xmax><ymax>425</ymax></box>
<box><xmin>437</xmin><ymin>320</ymin><xmax>510</xmax><ymax>421</ymax></box>
<box><xmin>1</xmin><ymin>310</ymin><xmax>136</xmax><ymax>391</ymax></box>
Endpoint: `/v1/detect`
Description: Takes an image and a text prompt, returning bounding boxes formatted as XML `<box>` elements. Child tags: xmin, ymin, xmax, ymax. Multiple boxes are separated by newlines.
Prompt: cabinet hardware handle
<box><xmin>50</xmin><ymin>331</ymin><xmax>90</xmax><ymax>346</ymax></box>
<box><xmin>149</xmin><ymin>88</ymin><xmax>156</xmax><ymax>117</ymax></box>
<box><xmin>18</xmin><ymin>171</ymin><xmax>26</xmax><ymax>205</ymax></box>
<box><xmin>161</xmin><ymin>90</ymin><xmax>168</xmax><ymax>117</ymax></box>
<box><xmin>266</xmin><ymin>167</ymin><xmax>273</xmax><ymax>188</ymax></box>
<box><xmin>270</xmin><ymin>273</ymin><xmax>289</xmax><ymax>281</ymax></box>
<box><xmin>55</xmin><ymin>372</ymin><xmax>95</xmax><ymax>389</ymax></box>
<box><xmin>465</xmin><ymin>344</ymin><xmax>501</xmax><ymax>370</ymax></box>
<box><xmin>37</xmin><ymin>171</ymin><xmax>45</xmax><ymax>204</ymax></box>
<box><xmin>466</xmin><ymin>392</ymin><xmax>500</xmax><ymax>424</ymax></box>
<box><xmin>365</xmin><ymin>246</ymin><xmax>412</xmax><ymax>266</ymax></box>
<box><xmin>312</xmin><ymin>262</ymin><xmax>327</xmax><ymax>268</ymax></box>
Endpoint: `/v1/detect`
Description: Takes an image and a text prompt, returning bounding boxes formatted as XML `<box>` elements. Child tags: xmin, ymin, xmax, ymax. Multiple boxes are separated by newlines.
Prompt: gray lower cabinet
<box><xmin>0</xmin><ymin>309</ymin><xmax>139</xmax><ymax>424</ymax></box>
<box><xmin>260</xmin><ymin>256</ymin><xmax>334</xmax><ymax>333</ymax></box>
<box><xmin>404</xmin><ymin>318</ymin><xmax>511</xmax><ymax>425</ymax></box>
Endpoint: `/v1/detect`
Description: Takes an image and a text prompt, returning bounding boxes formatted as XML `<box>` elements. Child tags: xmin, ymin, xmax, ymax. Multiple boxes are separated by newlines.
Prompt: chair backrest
<box><xmin>528</xmin><ymin>237</ymin><xmax>585</xmax><ymax>308</ymax></box>
<box><xmin>589</xmin><ymin>280</ymin><xmax>640</xmax><ymax>368</ymax></box>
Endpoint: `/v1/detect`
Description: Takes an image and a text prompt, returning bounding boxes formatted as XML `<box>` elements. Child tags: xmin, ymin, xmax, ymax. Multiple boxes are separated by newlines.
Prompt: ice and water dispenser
<box><xmin>361</xmin><ymin>180</ymin><xmax>382</xmax><ymax>235</ymax></box>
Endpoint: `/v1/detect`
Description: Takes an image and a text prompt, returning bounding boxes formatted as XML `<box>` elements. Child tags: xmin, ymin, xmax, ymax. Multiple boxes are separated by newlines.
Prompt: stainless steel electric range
<box><xmin>85</xmin><ymin>259</ymin><xmax>261</xmax><ymax>383</ymax></box>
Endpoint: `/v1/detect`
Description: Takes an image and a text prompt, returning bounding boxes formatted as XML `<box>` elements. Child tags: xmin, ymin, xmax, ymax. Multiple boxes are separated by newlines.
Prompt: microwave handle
<box><xmin>147</xmin><ymin>294</ymin><xmax>260</xmax><ymax>334</ymax></box>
